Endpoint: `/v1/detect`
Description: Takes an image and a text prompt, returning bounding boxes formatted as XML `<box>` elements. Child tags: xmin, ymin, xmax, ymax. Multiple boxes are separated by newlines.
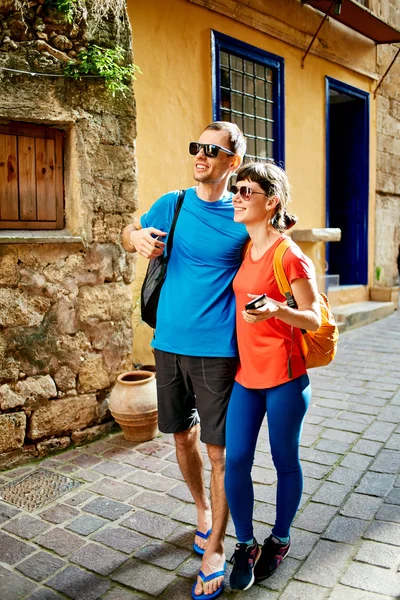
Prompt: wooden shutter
<box><xmin>0</xmin><ymin>123</ymin><xmax>64</xmax><ymax>230</ymax></box>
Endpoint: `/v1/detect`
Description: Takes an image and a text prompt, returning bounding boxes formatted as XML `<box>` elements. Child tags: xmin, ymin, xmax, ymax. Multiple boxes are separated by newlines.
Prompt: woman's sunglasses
<box><xmin>189</xmin><ymin>142</ymin><xmax>235</xmax><ymax>158</ymax></box>
<box><xmin>230</xmin><ymin>185</ymin><xmax>267</xmax><ymax>201</ymax></box>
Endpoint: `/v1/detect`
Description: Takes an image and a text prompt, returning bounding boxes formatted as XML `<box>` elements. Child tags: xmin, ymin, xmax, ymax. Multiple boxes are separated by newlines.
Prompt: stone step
<box><xmin>332</xmin><ymin>301</ymin><xmax>395</xmax><ymax>332</ymax></box>
<box><xmin>327</xmin><ymin>284</ymin><xmax>369</xmax><ymax>307</ymax></box>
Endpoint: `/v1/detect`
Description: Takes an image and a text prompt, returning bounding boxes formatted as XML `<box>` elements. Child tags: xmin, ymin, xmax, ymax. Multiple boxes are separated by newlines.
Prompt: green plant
<box><xmin>45</xmin><ymin>0</ymin><xmax>79</xmax><ymax>23</ymax></box>
<box><xmin>375</xmin><ymin>266</ymin><xmax>382</xmax><ymax>282</ymax></box>
<box><xmin>64</xmin><ymin>44</ymin><xmax>141</xmax><ymax>95</ymax></box>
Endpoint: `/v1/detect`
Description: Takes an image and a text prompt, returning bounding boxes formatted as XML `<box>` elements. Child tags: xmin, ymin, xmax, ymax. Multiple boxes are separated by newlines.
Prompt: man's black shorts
<box><xmin>154</xmin><ymin>350</ymin><xmax>237</xmax><ymax>446</ymax></box>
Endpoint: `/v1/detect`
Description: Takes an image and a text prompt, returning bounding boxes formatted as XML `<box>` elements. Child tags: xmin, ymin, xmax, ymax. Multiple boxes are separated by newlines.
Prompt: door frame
<box><xmin>325</xmin><ymin>76</ymin><xmax>370</xmax><ymax>285</ymax></box>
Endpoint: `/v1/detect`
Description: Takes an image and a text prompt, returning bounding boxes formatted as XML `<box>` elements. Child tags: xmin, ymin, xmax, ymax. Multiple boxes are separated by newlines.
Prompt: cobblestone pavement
<box><xmin>1</xmin><ymin>313</ymin><xmax>400</xmax><ymax>600</ymax></box>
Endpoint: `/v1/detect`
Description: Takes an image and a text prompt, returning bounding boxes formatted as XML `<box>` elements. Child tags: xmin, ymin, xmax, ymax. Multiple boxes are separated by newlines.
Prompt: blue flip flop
<box><xmin>191</xmin><ymin>565</ymin><xmax>225</xmax><ymax>600</ymax></box>
<box><xmin>193</xmin><ymin>528</ymin><xmax>212</xmax><ymax>556</ymax></box>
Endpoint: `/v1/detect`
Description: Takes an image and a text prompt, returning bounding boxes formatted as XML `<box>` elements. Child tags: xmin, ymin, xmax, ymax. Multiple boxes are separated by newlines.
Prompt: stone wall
<box><xmin>374</xmin><ymin>0</ymin><xmax>400</xmax><ymax>286</ymax></box>
<box><xmin>0</xmin><ymin>1</ymin><xmax>137</xmax><ymax>469</ymax></box>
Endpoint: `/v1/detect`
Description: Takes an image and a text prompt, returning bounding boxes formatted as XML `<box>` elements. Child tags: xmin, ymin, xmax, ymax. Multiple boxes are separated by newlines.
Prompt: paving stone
<box><xmin>385</xmin><ymin>433</ymin><xmax>400</xmax><ymax>450</ymax></box>
<box><xmin>315</xmin><ymin>439</ymin><xmax>350</xmax><ymax>455</ymax></box>
<box><xmin>0</xmin><ymin>501</ymin><xmax>21</xmax><ymax>519</ymax></box>
<box><xmin>385</xmin><ymin>487</ymin><xmax>400</xmax><ymax>505</ymax></box>
<box><xmin>120</xmin><ymin>452</ymin><xmax>167</xmax><ymax>472</ymax></box>
<box><xmin>39</xmin><ymin>504</ymin><xmax>80</xmax><ymax>524</ymax></box>
<box><xmin>355</xmin><ymin>471</ymin><xmax>396</xmax><ymax>497</ymax></box>
<box><xmin>259</xmin><ymin>556</ymin><xmax>301</xmax><ymax>591</ymax></box>
<box><xmin>103</xmin><ymin>589</ymin><xmax>144</xmax><ymax>600</ymax></box>
<box><xmin>347</xmin><ymin>395</ymin><xmax>387</xmax><ymax>408</ymax></box>
<box><xmin>328</xmin><ymin>585</ymin><xmax>392</xmax><ymax>600</ymax></box>
<box><xmin>126</xmin><ymin>470</ymin><xmax>176</xmax><ymax>492</ymax></box>
<box><xmin>298</xmin><ymin>461</ymin><xmax>331</xmax><ymax>480</ymax></box>
<box><xmin>160</xmin><ymin>463</ymin><xmax>185</xmax><ymax>481</ymax></box>
<box><xmin>72</xmin><ymin>469</ymin><xmax>102</xmax><ymax>482</ymax></box>
<box><xmin>303</xmin><ymin>477</ymin><xmax>322</xmax><ymax>495</ymax></box>
<box><xmin>92</xmin><ymin>462</ymin><xmax>137</xmax><ymax>479</ymax></box>
<box><xmin>364</xmin><ymin>520</ymin><xmax>400</xmax><ymax>546</ymax></box>
<box><xmin>66</xmin><ymin>515</ymin><xmax>107</xmax><ymax>535</ymax></box>
<box><xmin>177</xmin><ymin>554</ymin><xmax>202</xmax><ymax>579</ymax></box>
<box><xmin>27</xmin><ymin>589</ymin><xmax>64</xmax><ymax>600</ymax></box>
<box><xmin>378</xmin><ymin>405</ymin><xmax>400</xmax><ymax>423</ymax></box>
<box><xmin>130</xmin><ymin>490</ymin><xmax>183</xmax><ymax>515</ymax></box>
<box><xmin>352</xmin><ymin>439</ymin><xmax>383</xmax><ymax>456</ymax></box>
<box><xmin>47</xmin><ymin>565</ymin><xmax>110</xmax><ymax>599</ymax></box>
<box><xmin>279</xmin><ymin>580</ymin><xmax>328</xmax><ymax>600</ymax></box>
<box><xmin>166</xmin><ymin>524</ymin><xmax>197</xmax><ymax>551</ymax></box>
<box><xmin>340</xmin><ymin>562</ymin><xmax>400</xmax><ymax>596</ymax></box>
<box><xmin>111</xmin><ymin>560</ymin><xmax>175</xmax><ymax>596</ymax></box>
<box><xmin>0</xmin><ymin>531</ymin><xmax>35</xmax><ymax>564</ymax></box>
<box><xmin>2</xmin><ymin>515</ymin><xmax>50</xmax><ymax>539</ymax></box>
<box><xmin>322</xmin><ymin>516</ymin><xmax>368</xmax><ymax>544</ymax></box>
<box><xmin>376</xmin><ymin>503</ymin><xmax>400</xmax><ymax>523</ymax></box>
<box><xmin>136</xmin><ymin>440</ymin><xmax>174</xmax><ymax>458</ymax></box>
<box><xmin>300</xmin><ymin>448</ymin><xmax>340</xmax><ymax>466</ymax></box>
<box><xmin>312</xmin><ymin>482</ymin><xmax>350</xmax><ymax>507</ymax></box>
<box><xmin>347</xmin><ymin>403</ymin><xmax>381</xmax><ymax>416</ymax></box>
<box><xmin>304</xmin><ymin>414</ymin><xmax>325</xmax><ymax>425</ymax></box>
<box><xmin>71</xmin><ymin>454</ymin><xmax>103</xmax><ymax>468</ymax></box>
<box><xmin>102</xmin><ymin>448</ymin><xmax>134</xmax><ymax>462</ymax></box>
<box><xmin>339</xmin><ymin>452</ymin><xmax>372</xmax><ymax>471</ymax></box>
<box><xmin>289</xmin><ymin>528</ymin><xmax>320</xmax><ymax>560</ymax></box>
<box><xmin>82</xmin><ymin>497</ymin><xmax>131</xmax><ymax>520</ymax></box>
<box><xmin>321</xmin><ymin>430</ymin><xmax>359</xmax><ymax>443</ymax></box>
<box><xmin>88</xmin><ymin>478</ymin><xmax>138</xmax><ymax>501</ymax></box>
<box><xmin>339</xmin><ymin>493</ymin><xmax>382</xmax><ymax>520</ymax></box>
<box><xmin>253</xmin><ymin>483</ymin><xmax>277</xmax><ymax>503</ymax></box>
<box><xmin>167</xmin><ymin>482</ymin><xmax>196</xmax><ymax>503</ymax></box>
<box><xmin>308</xmin><ymin>406</ymin><xmax>339</xmax><ymax>419</ymax></box>
<box><xmin>339</xmin><ymin>412</ymin><xmax>375</xmax><ymax>425</ymax></box>
<box><xmin>16</xmin><ymin>551</ymin><xmax>65</xmax><ymax>581</ymax></box>
<box><xmin>253</xmin><ymin>502</ymin><xmax>276</xmax><ymax>525</ymax></box>
<box><xmin>134</xmin><ymin>542</ymin><xmax>191</xmax><ymax>570</ymax></box>
<box><xmin>64</xmin><ymin>491</ymin><xmax>96</xmax><ymax>506</ymax></box>
<box><xmin>0</xmin><ymin>564</ymin><xmax>36</xmax><ymax>600</ymax></box>
<box><xmin>70</xmin><ymin>542</ymin><xmax>127</xmax><ymax>575</ymax></box>
<box><xmin>91</xmin><ymin>526</ymin><xmax>148</xmax><ymax>553</ymax></box>
<box><xmin>321</xmin><ymin>419</ymin><xmax>366</xmax><ymax>434</ymax></box>
<box><xmin>295</xmin><ymin>540</ymin><xmax>353</xmax><ymax>587</ymax></box>
<box><xmin>355</xmin><ymin>540</ymin><xmax>399</xmax><ymax>569</ymax></box>
<box><xmin>35</xmin><ymin>527</ymin><xmax>86</xmax><ymax>556</ymax></box>
<box><xmin>249</xmin><ymin>466</ymin><xmax>277</xmax><ymax>484</ymax></box>
<box><xmin>363</xmin><ymin>421</ymin><xmax>396</xmax><ymax>442</ymax></box>
<box><xmin>121</xmin><ymin>510</ymin><xmax>178</xmax><ymax>539</ymax></box>
<box><xmin>369</xmin><ymin>449</ymin><xmax>400</xmax><ymax>474</ymax></box>
<box><xmin>160</xmin><ymin>577</ymin><xmax>200</xmax><ymax>600</ymax></box>
<box><xmin>294</xmin><ymin>503</ymin><xmax>337</xmax><ymax>533</ymax></box>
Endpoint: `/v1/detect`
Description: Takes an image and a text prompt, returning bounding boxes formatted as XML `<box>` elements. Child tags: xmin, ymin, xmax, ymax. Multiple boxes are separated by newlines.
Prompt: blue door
<box><xmin>326</xmin><ymin>78</ymin><xmax>369</xmax><ymax>285</ymax></box>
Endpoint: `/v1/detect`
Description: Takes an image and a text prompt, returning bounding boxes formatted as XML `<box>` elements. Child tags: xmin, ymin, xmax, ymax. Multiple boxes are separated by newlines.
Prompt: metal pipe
<box><xmin>374</xmin><ymin>46</ymin><xmax>400</xmax><ymax>98</ymax></box>
<box><xmin>301</xmin><ymin>1</ymin><xmax>335</xmax><ymax>68</ymax></box>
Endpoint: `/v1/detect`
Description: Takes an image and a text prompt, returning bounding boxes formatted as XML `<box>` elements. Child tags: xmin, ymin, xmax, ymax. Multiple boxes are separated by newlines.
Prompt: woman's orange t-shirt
<box><xmin>233</xmin><ymin>235</ymin><xmax>315</xmax><ymax>389</ymax></box>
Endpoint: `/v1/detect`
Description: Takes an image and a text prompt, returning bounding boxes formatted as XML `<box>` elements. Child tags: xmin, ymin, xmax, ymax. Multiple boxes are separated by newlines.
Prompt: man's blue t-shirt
<box><xmin>140</xmin><ymin>186</ymin><xmax>248</xmax><ymax>357</ymax></box>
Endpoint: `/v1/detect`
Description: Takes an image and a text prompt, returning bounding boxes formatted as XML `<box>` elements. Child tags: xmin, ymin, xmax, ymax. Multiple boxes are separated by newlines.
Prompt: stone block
<box><xmin>82</xmin><ymin>497</ymin><xmax>131</xmax><ymax>521</ymax></box>
<box><xmin>340</xmin><ymin>562</ymin><xmax>400</xmax><ymax>596</ymax></box>
<box><xmin>363</xmin><ymin>421</ymin><xmax>396</xmax><ymax>442</ymax></box>
<box><xmin>39</xmin><ymin>504</ymin><xmax>79</xmax><ymax>524</ymax></box>
<box><xmin>77</xmin><ymin>283</ymin><xmax>132</xmax><ymax>322</ymax></box>
<box><xmin>92</xmin><ymin>460</ymin><xmax>136</xmax><ymax>480</ymax></box>
<box><xmin>312</xmin><ymin>482</ymin><xmax>350</xmax><ymax>507</ymax></box>
<box><xmin>103</xmin><ymin>590</ymin><xmax>143</xmax><ymax>600</ymax></box>
<box><xmin>130</xmin><ymin>491</ymin><xmax>183</xmax><ymax>516</ymax></box>
<box><xmin>328</xmin><ymin>467</ymin><xmax>363</xmax><ymax>487</ymax></box>
<box><xmin>340</xmin><ymin>493</ymin><xmax>382</xmax><ymax>520</ymax></box>
<box><xmin>88</xmin><ymin>478</ymin><xmax>137</xmax><ymax>502</ymax></box>
<box><xmin>284</xmin><ymin>528</ymin><xmax>319</xmax><ymax>561</ymax></box>
<box><xmin>279</xmin><ymin>581</ymin><xmax>327</xmax><ymax>600</ymax></box>
<box><xmin>352</xmin><ymin>439</ymin><xmax>383</xmax><ymax>456</ymax></box>
<box><xmin>78</xmin><ymin>355</ymin><xmax>110</xmax><ymax>392</ymax></box>
<box><xmin>70</xmin><ymin>542</ymin><xmax>127</xmax><ymax>575</ymax></box>
<box><xmin>0</xmin><ymin>531</ymin><xmax>35</xmax><ymax>565</ymax></box>
<box><xmin>293</xmin><ymin>503</ymin><xmax>337</xmax><ymax>534</ymax></box>
<box><xmin>385</xmin><ymin>487</ymin><xmax>400</xmax><ymax>505</ymax></box>
<box><xmin>355</xmin><ymin>471</ymin><xmax>396</xmax><ymax>497</ymax></box>
<box><xmin>28</xmin><ymin>394</ymin><xmax>99</xmax><ymax>439</ymax></box>
<box><xmin>66</xmin><ymin>515</ymin><xmax>107</xmax><ymax>536</ymax></box>
<box><xmin>15</xmin><ymin>374</ymin><xmax>57</xmax><ymax>403</ymax></box>
<box><xmin>0</xmin><ymin>289</ymin><xmax>51</xmax><ymax>327</ymax></box>
<box><xmin>259</xmin><ymin>556</ymin><xmax>301</xmax><ymax>591</ymax></box>
<box><xmin>322</xmin><ymin>516</ymin><xmax>368</xmax><ymax>544</ymax></box>
<box><xmin>0</xmin><ymin>446</ymin><xmax>37</xmax><ymax>470</ymax></box>
<box><xmin>376</xmin><ymin>503</ymin><xmax>400</xmax><ymax>523</ymax></box>
<box><xmin>340</xmin><ymin>453</ymin><xmax>372</xmax><ymax>471</ymax></box>
<box><xmin>16</xmin><ymin>551</ymin><xmax>65</xmax><ymax>581</ymax></box>
<box><xmin>329</xmin><ymin>585</ymin><xmax>393</xmax><ymax>600</ymax></box>
<box><xmin>0</xmin><ymin>564</ymin><xmax>36</xmax><ymax>600</ymax></box>
<box><xmin>2</xmin><ymin>515</ymin><xmax>49</xmax><ymax>539</ymax></box>
<box><xmin>47</xmin><ymin>565</ymin><xmax>110</xmax><ymax>599</ymax></box>
<box><xmin>0</xmin><ymin>412</ymin><xmax>26</xmax><ymax>452</ymax></box>
<box><xmin>36</xmin><ymin>436</ymin><xmax>71</xmax><ymax>457</ymax></box>
<box><xmin>364</xmin><ymin>520</ymin><xmax>400</xmax><ymax>546</ymax></box>
<box><xmin>370</xmin><ymin>449</ymin><xmax>400</xmax><ymax>474</ymax></box>
<box><xmin>35</xmin><ymin>527</ymin><xmax>86</xmax><ymax>557</ymax></box>
<box><xmin>295</xmin><ymin>540</ymin><xmax>352</xmax><ymax>587</ymax></box>
<box><xmin>355</xmin><ymin>540</ymin><xmax>399</xmax><ymax>569</ymax></box>
<box><xmin>121</xmin><ymin>510</ymin><xmax>178</xmax><ymax>539</ymax></box>
<box><xmin>71</xmin><ymin>422</ymin><xmax>115</xmax><ymax>446</ymax></box>
<box><xmin>110</xmin><ymin>560</ymin><xmax>176</xmax><ymax>596</ymax></box>
<box><xmin>0</xmin><ymin>384</ymin><xmax>24</xmax><ymax>410</ymax></box>
<box><xmin>91</xmin><ymin>526</ymin><xmax>148</xmax><ymax>554</ymax></box>
<box><xmin>54</xmin><ymin>366</ymin><xmax>76</xmax><ymax>392</ymax></box>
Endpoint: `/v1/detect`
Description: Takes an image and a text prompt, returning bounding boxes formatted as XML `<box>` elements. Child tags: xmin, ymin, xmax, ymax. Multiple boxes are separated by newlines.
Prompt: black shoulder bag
<box><xmin>140</xmin><ymin>189</ymin><xmax>186</xmax><ymax>329</ymax></box>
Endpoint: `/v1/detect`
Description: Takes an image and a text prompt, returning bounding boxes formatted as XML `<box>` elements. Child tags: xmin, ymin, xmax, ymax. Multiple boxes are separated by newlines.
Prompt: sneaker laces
<box><xmin>230</xmin><ymin>543</ymin><xmax>251</xmax><ymax>570</ymax></box>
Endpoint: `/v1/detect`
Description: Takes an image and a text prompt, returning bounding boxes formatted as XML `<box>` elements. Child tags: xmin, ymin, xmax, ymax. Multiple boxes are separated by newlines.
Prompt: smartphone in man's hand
<box><xmin>245</xmin><ymin>294</ymin><xmax>267</xmax><ymax>311</ymax></box>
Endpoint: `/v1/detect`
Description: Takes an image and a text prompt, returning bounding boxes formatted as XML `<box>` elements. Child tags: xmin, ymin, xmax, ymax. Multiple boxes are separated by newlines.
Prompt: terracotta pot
<box><xmin>108</xmin><ymin>370</ymin><xmax>158</xmax><ymax>442</ymax></box>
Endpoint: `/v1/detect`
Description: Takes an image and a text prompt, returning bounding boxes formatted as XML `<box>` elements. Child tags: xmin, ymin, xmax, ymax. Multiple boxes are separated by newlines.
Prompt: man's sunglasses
<box><xmin>189</xmin><ymin>142</ymin><xmax>235</xmax><ymax>158</ymax></box>
<box><xmin>230</xmin><ymin>185</ymin><xmax>267</xmax><ymax>201</ymax></box>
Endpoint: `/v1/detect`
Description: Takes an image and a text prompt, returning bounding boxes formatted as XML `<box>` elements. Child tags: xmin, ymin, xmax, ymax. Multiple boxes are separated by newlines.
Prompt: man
<box><xmin>122</xmin><ymin>122</ymin><xmax>247</xmax><ymax>599</ymax></box>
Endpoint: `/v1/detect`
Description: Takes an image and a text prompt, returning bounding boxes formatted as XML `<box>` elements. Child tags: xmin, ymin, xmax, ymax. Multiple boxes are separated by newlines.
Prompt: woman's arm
<box><xmin>243</xmin><ymin>277</ymin><xmax>322</xmax><ymax>331</ymax></box>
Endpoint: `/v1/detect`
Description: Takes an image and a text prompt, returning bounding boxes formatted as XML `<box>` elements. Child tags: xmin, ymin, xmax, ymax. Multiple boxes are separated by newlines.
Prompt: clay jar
<box><xmin>108</xmin><ymin>370</ymin><xmax>158</xmax><ymax>442</ymax></box>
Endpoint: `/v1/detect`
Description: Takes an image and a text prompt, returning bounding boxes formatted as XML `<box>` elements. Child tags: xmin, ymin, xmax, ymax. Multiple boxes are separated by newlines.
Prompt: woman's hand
<box><xmin>242</xmin><ymin>294</ymin><xmax>282</xmax><ymax>323</ymax></box>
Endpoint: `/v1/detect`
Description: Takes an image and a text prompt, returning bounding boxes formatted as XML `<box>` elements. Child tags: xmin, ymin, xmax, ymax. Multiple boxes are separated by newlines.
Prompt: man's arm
<box><xmin>121</xmin><ymin>220</ymin><xmax>167</xmax><ymax>259</ymax></box>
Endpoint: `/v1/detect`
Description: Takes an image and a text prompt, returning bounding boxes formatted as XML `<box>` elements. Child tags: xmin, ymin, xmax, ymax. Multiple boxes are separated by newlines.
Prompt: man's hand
<box><xmin>128</xmin><ymin>227</ymin><xmax>167</xmax><ymax>259</ymax></box>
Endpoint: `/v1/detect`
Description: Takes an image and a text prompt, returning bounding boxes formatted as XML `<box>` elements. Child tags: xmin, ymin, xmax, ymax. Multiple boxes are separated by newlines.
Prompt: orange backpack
<box><xmin>273</xmin><ymin>239</ymin><xmax>339</xmax><ymax>369</ymax></box>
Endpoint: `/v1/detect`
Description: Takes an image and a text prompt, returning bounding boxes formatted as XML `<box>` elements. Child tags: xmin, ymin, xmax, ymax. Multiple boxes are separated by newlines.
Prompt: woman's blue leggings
<box><xmin>225</xmin><ymin>374</ymin><xmax>311</xmax><ymax>541</ymax></box>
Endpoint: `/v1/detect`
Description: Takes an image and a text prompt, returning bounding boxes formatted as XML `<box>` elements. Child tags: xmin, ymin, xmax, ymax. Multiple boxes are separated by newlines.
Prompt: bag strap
<box><xmin>166</xmin><ymin>189</ymin><xmax>185</xmax><ymax>260</ymax></box>
<box><xmin>273</xmin><ymin>238</ymin><xmax>298</xmax><ymax>309</ymax></box>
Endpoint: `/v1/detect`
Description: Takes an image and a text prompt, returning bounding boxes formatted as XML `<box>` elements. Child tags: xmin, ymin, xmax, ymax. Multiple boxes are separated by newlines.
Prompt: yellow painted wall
<box><xmin>127</xmin><ymin>0</ymin><xmax>377</xmax><ymax>361</ymax></box>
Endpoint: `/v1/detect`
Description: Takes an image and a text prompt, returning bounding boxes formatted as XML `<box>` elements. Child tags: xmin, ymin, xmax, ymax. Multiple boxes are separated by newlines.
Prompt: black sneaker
<box><xmin>229</xmin><ymin>539</ymin><xmax>261</xmax><ymax>591</ymax></box>
<box><xmin>254</xmin><ymin>534</ymin><xmax>290</xmax><ymax>581</ymax></box>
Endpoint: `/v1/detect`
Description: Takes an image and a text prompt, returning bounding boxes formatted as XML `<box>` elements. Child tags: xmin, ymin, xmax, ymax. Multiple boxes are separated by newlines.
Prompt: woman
<box><xmin>225</xmin><ymin>161</ymin><xmax>321</xmax><ymax>591</ymax></box>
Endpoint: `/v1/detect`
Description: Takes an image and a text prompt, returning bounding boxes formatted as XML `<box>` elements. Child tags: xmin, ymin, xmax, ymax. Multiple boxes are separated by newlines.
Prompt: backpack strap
<box><xmin>273</xmin><ymin>238</ymin><xmax>298</xmax><ymax>309</ymax></box>
<box><xmin>165</xmin><ymin>189</ymin><xmax>185</xmax><ymax>259</ymax></box>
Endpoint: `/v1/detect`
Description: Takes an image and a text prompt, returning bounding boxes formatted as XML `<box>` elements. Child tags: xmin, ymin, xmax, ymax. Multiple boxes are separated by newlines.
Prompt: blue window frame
<box><xmin>212</xmin><ymin>31</ymin><xmax>285</xmax><ymax>165</ymax></box>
